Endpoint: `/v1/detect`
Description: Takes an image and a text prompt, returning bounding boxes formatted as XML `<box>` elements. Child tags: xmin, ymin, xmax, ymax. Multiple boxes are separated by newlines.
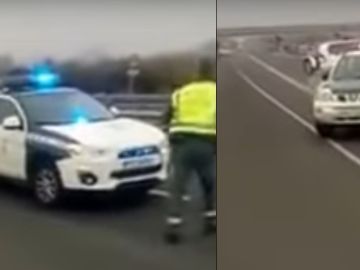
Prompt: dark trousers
<box><xmin>166</xmin><ymin>134</ymin><xmax>216</xmax><ymax>225</ymax></box>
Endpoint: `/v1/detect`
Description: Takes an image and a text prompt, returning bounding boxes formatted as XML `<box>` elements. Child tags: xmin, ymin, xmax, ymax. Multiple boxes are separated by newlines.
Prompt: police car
<box><xmin>313</xmin><ymin>50</ymin><xmax>360</xmax><ymax>137</ymax></box>
<box><xmin>0</xmin><ymin>68</ymin><xmax>169</xmax><ymax>206</ymax></box>
<box><xmin>303</xmin><ymin>39</ymin><xmax>360</xmax><ymax>76</ymax></box>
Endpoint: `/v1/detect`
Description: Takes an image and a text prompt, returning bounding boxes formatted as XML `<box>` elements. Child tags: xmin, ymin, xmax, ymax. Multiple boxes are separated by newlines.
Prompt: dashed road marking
<box><xmin>247</xmin><ymin>53</ymin><xmax>311</xmax><ymax>94</ymax></box>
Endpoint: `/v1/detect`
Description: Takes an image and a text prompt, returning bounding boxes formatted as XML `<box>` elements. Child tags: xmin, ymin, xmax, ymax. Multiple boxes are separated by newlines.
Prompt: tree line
<box><xmin>0</xmin><ymin>51</ymin><xmax>215</xmax><ymax>95</ymax></box>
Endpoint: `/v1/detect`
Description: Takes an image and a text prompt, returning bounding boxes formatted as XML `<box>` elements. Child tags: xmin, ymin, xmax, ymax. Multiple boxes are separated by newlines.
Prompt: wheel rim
<box><xmin>35</xmin><ymin>169</ymin><xmax>59</xmax><ymax>204</ymax></box>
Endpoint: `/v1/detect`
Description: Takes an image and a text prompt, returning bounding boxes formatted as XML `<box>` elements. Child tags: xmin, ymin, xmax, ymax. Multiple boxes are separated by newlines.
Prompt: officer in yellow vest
<box><xmin>163</xmin><ymin>58</ymin><xmax>216</xmax><ymax>244</ymax></box>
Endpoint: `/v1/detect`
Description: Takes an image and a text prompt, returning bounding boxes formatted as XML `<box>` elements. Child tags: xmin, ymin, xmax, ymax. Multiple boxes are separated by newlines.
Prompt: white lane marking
<box><xmin>327</xmin><ymin>140</ymin><xmax>360</xmax><ymax>167</ymax></box>
<box><xmin>245</xmin><ymin>53</ymin><xmax>360</xmax><ymax>168</ymax></box>
<box><xmin>148</xmin><ymin>189</ymin><xmax>191</xmax><ymax>201</ymax></box>
<box><xmin>239</xmin><ymin>71</ymin><xmax>316</xmax><ymax>132</ymax></box>
<box><xmin>248</xmin><ymin>53</ymin><xmax>311</xmax><ymax>94</ymax></box>
<box><xmin>237</xmin><ymin>69</ymin><xmax>360</xmax><ymax>168</ymax></box>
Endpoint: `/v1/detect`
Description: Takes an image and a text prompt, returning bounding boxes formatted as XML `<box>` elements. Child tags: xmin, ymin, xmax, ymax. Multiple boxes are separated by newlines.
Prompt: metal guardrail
<box><xmin>94</xmin><ymin>93</ymin><xmax>170</xmax><ymax>126</ymax></box>
<box><xmin>94</xmin><ymin>93</ymin><xmax>170</xmax><ymax>100</ymax></box>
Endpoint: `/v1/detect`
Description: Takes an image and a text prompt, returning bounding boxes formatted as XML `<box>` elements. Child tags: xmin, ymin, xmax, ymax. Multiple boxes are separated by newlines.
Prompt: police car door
<box><xmin>0</xmin><ymin>98</ymin><xmax>26</xmax><ymax>180</ymax></box>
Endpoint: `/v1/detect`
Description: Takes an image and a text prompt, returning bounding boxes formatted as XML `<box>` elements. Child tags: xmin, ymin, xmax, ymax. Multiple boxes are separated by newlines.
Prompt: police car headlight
<box><xmin>316</xmin><ymin>90</ymin><xmax>335</xmax><ymax>102</ymax></box>
<box><xmin>66</xmin><ymin>144</ymin><xmax>108</xmax><ymax>157</ymax></box>
<box><xmin>65</xmin><ymin>144</ymin><xmax>84</xmax><ymax>156</ymax></box>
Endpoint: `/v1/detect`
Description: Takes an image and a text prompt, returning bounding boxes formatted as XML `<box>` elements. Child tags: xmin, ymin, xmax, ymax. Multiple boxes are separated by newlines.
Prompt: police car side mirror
<box><xmin>2</xmin><ymin>115</ymin><xmax>22</xmax><ymax>130</ymax></box>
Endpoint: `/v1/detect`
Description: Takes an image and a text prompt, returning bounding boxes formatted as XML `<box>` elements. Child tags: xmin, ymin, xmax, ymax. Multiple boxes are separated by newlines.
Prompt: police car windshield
<box><xmin>17</xmin><ymin>90</ymin><xmax>114</xmax><ymax>126</ymax></box>
<box><xmin>332</xmin><ymin>55</ymin><xmax>360</xmax><ymax>81</ymax></box>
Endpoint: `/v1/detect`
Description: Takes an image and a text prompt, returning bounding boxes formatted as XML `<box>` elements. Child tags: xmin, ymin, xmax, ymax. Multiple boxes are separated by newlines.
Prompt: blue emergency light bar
<box><xmin>0</xmin><ymin>66</ymin><xmax>61</xmax><ymax>91</ymax></box>
<box><xmin>29</xmin><ymin>71</ymin><xmax>60</xmax><ymax>88</ymax></box>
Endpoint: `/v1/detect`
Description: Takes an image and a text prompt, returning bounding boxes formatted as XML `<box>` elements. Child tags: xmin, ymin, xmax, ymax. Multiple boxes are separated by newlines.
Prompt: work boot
<box><xmin>203</xmin><ymin>210</ymin><xmax>216</xmax><ymax>236</ymax></box>
<box><xmin>164</xmin><ymin>216</ymin><xmax>183</xmax><ymax>244</ymax></box>
<box><xmin>203</xmin><ymin>219</ymin><xmax>216</xmax><ymax>236</ymax></box>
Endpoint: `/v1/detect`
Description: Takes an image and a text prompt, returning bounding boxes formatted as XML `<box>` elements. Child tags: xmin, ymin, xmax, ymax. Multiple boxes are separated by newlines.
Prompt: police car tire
<box><xmin>32</xmin><ymin>161</ymin><xmax>64</xmax><ymax>207</ymax></box>
<box><xmin>315</xmin><ymin>123</ymin><xmax>333</xmax><ymax>138</ymax></box>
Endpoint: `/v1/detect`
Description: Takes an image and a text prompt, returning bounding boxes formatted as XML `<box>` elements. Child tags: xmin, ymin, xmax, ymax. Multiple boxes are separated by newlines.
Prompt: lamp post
<box><xmin>127</xmin><ymin>54</ymin><xmax>140</xmax><ymax>94</ymax></box>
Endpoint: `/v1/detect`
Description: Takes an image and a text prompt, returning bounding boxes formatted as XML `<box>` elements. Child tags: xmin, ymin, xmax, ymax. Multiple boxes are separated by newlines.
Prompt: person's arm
<box><xmin>162</xmin><ymin>90</ymin><xmax>177</xmax><ymax>132</ymax></box>
<box><xmin>163</xmin><ymin>103</ymin><xmax>173</xmax><ymax>127</ymax></box>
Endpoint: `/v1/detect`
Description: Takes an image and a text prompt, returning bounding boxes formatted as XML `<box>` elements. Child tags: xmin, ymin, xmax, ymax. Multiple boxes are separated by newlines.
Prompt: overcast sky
<box><xmin>218</xmin><ymin>0</ymin><xmax>360</xmax><ymax>28</ymax></box>
<box><xmin>0</xmin><ymin>0</ymin><xmax>215</xmax><ymax>62</ymax></box>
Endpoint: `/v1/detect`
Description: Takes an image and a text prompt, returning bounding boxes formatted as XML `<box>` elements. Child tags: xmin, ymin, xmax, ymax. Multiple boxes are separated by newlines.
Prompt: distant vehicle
<box><xmin>313</xmin><ymin>50</ymin><xmax>360</xmax><ymax>137</ymax></box>
<box><xmin>0</xmin><ymin>71</ymin><xmax>169</xmax><ymax>207</ymax></box>
<box><xmin>217</xmin><ymin>39</ymin><xmax>235</xmax><ymax>57</ymax></box>
<box><xmin>218</xmin><ymin>48</ymin><xmax>232</xmax><ymax>56</ymax></box>
<box><xmin>303</xmin><ymin>39</ymin><xmax>360</xmax><ymax>76</ymax></box>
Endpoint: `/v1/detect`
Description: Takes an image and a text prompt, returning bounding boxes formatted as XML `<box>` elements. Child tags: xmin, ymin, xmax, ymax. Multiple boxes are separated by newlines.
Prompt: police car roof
<box><xmin>344</xmin><ymin>50</ymin><xmax>360</xmax><ymax>57</ymax></box>
<box><xmin>5</xmin><ymin>87</ymin><xmax>80</xmax><ymax>98</ymax></box>
<box><xmin>320</xmin><ymin>39</ymin><xmax>360</xmax><ymax>47</ymax></box>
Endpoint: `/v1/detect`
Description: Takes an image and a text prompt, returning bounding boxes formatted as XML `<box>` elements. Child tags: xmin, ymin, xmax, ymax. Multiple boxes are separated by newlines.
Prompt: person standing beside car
<box><xmin>163</xmin><ymin>58</ymin><xmax>216</xmax><ymax>244</ymax></box>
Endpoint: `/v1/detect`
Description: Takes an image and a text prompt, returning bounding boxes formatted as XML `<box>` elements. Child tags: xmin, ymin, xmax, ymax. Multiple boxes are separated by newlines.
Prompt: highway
<box><xmin>219</xmin><ymin>34</ymin><xmax>360</xmax><ymax>269</ymax></box>
<box><xmin>0</xmin><ymin>181</ymin><xmax>215</xmax><ymax>269</ymax></box>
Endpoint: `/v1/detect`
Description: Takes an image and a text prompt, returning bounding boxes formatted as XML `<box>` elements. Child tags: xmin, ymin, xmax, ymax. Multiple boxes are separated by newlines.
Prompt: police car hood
<box><xmin>328</xmin><ymin>80</ymin><xmax>360</xmax><ymax>92</ymax></box>
<box><xmin>41</xmin><ymin>118</ymin><xmax>165</xmax><ymax>148</ymax></box>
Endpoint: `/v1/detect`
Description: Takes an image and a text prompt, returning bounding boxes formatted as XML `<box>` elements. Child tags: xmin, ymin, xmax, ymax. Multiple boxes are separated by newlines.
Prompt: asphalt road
<box><xmin>0</xmin><ymin>179</ymin><xmax>215</xmax><ymax>269</ymax></box>
<box><xmin>219</xmin><ymin>37</ymin><xmax>360</xmax><ymax>270</ymax></box>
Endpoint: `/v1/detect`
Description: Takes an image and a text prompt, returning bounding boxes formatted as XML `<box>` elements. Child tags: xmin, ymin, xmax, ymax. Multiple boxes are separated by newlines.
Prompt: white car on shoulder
<box><xmin>303</xmin><ymin>39</ymin><xmax>360</xmax><ymax>76</ymax></box>
<box><xmin>313</xmin><ymin>50</ymin><xmax>360</xmax><ymax>137</ymax></box>
<box><xmin>0</xmin><ymin>85</ymin><xmax>169</xmax><ymax>206</ymax></box>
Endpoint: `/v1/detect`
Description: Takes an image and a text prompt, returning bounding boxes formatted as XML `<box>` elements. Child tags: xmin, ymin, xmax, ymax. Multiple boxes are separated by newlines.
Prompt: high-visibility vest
<box><xmin>169</xmin><ymin>81</ymin><xmax>216</xmax><ymax>136</ymax></box>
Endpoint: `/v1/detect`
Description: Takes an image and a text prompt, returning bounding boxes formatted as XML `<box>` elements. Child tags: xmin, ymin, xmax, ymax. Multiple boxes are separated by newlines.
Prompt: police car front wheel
<box><xmin>315</xmin><ymin>123</ymin><xmax>334</xmax><ymax>138</ymax></box>
<box><xmin>32</xmin><ymin>163</ymin><xmax>63</xmax><ymax>207</ymax></box>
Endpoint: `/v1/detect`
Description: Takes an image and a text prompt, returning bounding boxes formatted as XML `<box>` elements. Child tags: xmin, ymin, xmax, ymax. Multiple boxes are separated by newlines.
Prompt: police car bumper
<box><xmin>55</xmin><ymin>153</ymin><xmax>169</xmax><ymax>191</ymax></box>
<box><xmin>314</xmin><ymin>104</ymin><xmax>360</xmax><ymax>125</ymax></box>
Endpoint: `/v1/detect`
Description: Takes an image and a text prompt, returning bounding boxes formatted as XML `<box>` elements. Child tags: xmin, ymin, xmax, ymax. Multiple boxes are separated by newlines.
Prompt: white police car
<box><xmin>313</xmin><ymin>50</ymin><xmax>360</xmax><ymax>137</ymax></box>
<box><xmin>303</xmin><ymin>39</ymin><xmax>360</xmax><ymax>76</ymax></box>
<box><xmin>0</xmin><ymin>71</ymin><xmax>169</xmax><ymax>206</ymax></box>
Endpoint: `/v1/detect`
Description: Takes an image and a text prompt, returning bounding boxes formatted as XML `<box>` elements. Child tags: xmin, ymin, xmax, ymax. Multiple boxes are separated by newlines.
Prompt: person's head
<box><xmin>197</xmin><ymin>58</ymin><xmax>214</xmax><ymax>81</ymax></box>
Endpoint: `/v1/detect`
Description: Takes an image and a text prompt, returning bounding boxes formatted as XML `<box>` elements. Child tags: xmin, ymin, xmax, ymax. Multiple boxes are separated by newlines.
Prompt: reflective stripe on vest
<box><xmin>170</xmin><ymin>82</ymin><xmax>216</xmax><ymax>135</ymax></box>
<box><xmin>169</xmin><ymin>123</ymin><xmax>216</xmax><ymax>135</ymax></box>
<box><xmin>166</xmin><ymin>217</ymin><xmax>183</xmax><ymax>225</ymax></box>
